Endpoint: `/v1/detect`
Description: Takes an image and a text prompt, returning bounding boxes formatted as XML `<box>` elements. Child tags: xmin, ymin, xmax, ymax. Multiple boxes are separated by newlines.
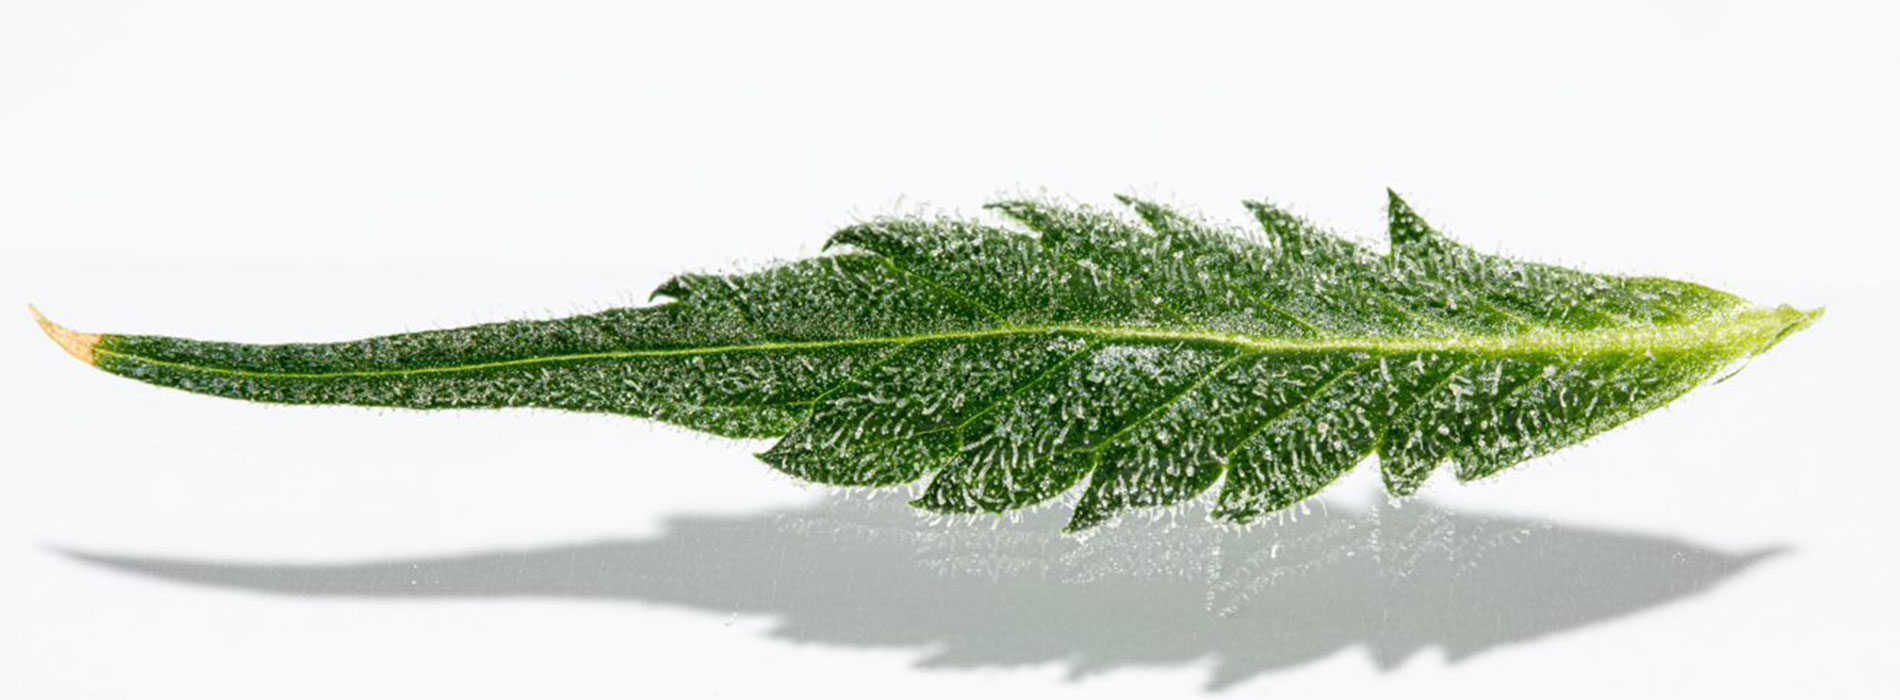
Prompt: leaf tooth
<box><xmin>1115</xmin><ymin>194</ymin><xmax>1270</xmax><ymax>257</ymax></box>
<box><xmin>1386</xmin><ymin>188</ymin><xmax>1488</xmax><ymax>261</ymax></box>
<box><xmin>984</xmin><ymin>199</ymin><xmax>1085</xmax><ymax>245</ymax></box>
<box><xmin>1386</xmin><ymin>188</ymin><xmax>1435</xmax><ymax>251</ymax></box>
<box><xmin>1065</xmin><ymin>360</ymin><xmax>1229</xmax><ymax>530</ymax></box>
<box><xmin>648</xmin><ymin>272</ymin><xmax>725</xmax><ymax>302</ymax></box>
<box><xmin>1067</xmin><ymin>352</ymin><xmax>1279</xmax><ymax>531</ymax></box>
<box><xmin>1376</xmin><ymin>356</ymin><xmax>1481</xmax><ymax>497</ymax></box>
<box><xmin>1211</xmin><ymin>359</ymin><xmax>1375</xmax><ymax>523</ymax></box>
<box><xmin>824</xmin><ymin>220</ymin><xmax>909</xmax><ymax>255</ymax></box>
<box><xmin>1239</xmin><ymin>198</ymin><xmax>1303</xmax><ymax>246</ymax></box>
<box><xmin>1112</xmin><ymin>193</ymin><xmax>1184</xmax><ymax>232</ymax></box>
<box><xmin>1242</xmin><ymin>199</ymin><xmax>1383</xmax><ymax>262</ymax></box>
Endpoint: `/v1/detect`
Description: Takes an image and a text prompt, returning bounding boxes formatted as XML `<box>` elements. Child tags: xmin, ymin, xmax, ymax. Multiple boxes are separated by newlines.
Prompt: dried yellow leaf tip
<box><xmin>30</xmin><ymin>305</ymin><xmax>101</xmax><ymax>366</ymax></box>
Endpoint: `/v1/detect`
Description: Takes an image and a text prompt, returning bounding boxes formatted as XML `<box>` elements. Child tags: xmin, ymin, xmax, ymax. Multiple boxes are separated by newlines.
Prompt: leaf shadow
<box><xmin>59</xmin><ymin>496</ymin><xmax>1782</xmax><ymax>690</ymax></box>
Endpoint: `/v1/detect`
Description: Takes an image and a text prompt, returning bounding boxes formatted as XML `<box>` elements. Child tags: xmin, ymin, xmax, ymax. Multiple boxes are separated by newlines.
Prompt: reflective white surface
<box><xmin>2</xmin><ymin>1</ymin><xmax>1893</xmax><ymax>697</ymax></box>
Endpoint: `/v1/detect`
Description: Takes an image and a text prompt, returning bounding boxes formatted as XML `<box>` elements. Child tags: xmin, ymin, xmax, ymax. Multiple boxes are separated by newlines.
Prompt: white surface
<box><xmin>2</xmin><ymin>1</ymin><xmax>1895</xmax><ymax>697</ymax></box>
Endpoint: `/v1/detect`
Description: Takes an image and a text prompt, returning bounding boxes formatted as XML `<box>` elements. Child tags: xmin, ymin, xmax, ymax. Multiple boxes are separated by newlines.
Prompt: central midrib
<box><xmin>100</xmin><ymin>311</ymin><xmax>1787</xmax><ymax>382</ymax></box>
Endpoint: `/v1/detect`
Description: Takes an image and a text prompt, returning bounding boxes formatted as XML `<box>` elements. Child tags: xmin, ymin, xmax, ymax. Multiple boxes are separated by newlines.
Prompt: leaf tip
<box><xmin>1754</xmin><ymin>304</ymin><xmax>1824</xmax><ymax>354</ymax></box>
<box><xmin>30</xmin><ymin>304</ymin><xmax>101</xmax><ymax>366</ymax></box>
<box><xmin>981</xmin><ymin>199</ymin><xmax>1033</xmax><ymax>217</ymax></box>
<box><xmin>1385</xmin><ymin>188</ymin><xmax>1436</xmax><ymax>249</ymax></box>
<box><xmin>647</xmin><ymin>281</ymin><xmax>680</xmax><ymax>303</ymax></box>
<box><xmin>821</xmin><ymin>226</ymin><xmax>860</xmax><ymax>252</ymax></box>
<box><xmin>1384</xmin><ymin>188</ymin><xmax>1410</xmax><ymax>220</ymax></box>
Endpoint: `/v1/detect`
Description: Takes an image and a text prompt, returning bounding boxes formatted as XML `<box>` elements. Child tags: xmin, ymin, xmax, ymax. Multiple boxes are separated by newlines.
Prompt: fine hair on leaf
<box><xmin>34</xmin><ymin>191</ymin><xmax>1822</xmax><ymax>531</ymax></box>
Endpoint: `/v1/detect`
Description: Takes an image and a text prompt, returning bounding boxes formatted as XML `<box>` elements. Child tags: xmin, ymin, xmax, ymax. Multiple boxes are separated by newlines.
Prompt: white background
<box><xmin>2</xmin><ymin>1</ymin><xmax>1895</xmax><ymax>697</ymax></box>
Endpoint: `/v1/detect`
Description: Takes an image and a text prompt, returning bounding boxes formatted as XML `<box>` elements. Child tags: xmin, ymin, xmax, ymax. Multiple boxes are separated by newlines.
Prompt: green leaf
<box><xmin>36</xmin><ymin>191</ymin><xmax>1821</xmax><ymax>531</ymax></box>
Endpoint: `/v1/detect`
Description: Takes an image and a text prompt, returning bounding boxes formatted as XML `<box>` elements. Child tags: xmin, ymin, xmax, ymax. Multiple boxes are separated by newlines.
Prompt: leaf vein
<box><xmin>870</xmin><ymin>255</ymin><xmax>1013</xmax><ymax>327</ymax></box>
<box><xmin>1220</xmin><ymin>358</ymin><xmax>1372</xmax><ymax>465</ymax></box>
<box><xmin>1072</xmin><ymin>349</ymin><xmax>1246</xmax><ymax>458</ymax></box>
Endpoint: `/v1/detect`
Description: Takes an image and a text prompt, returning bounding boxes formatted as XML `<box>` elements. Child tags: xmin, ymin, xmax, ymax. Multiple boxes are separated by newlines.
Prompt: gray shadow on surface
<box><xmin>62</xmin><ymin>496</ymin><xmax>1781</xmax><ymax>690</ymax></box>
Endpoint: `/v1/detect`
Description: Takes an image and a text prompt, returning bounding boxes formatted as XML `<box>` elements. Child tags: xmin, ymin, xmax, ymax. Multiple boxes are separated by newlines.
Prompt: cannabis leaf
<box><xmin>36</xmin><ymin>192</ymin><xmax>1819</xmax><ymax>530</ymax></box>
